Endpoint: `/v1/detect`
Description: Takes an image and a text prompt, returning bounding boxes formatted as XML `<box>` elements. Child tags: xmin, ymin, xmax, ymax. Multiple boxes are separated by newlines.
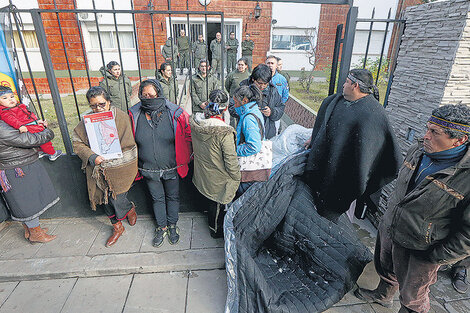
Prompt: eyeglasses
<box><xmin>90</xmin><ymin>102</ymin><xmax>107</xmax><ymax>109</ymax></box>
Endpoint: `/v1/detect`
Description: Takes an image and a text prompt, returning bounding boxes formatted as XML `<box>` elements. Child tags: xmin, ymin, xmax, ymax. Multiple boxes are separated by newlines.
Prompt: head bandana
<box><xmin>206</xmin><ymin>102</ymin><xmax>226</xmax><ymax>116</ymax></box>
<box><xmin>428</xmin><ymin>115</ymin><xmax>470</xmax><ymax>134</ymax></box>
<box><xmin>347</xmin><ymin>73</ymin><xmax>371</xmax><ymax>91</ymax></box>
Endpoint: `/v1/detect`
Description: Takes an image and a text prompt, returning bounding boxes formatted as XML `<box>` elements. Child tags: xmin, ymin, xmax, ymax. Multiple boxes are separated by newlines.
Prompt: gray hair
<box><xmin>431</xmin><ymin>104</ymin><xmax>470</xmax><ymax>142</ymax></box>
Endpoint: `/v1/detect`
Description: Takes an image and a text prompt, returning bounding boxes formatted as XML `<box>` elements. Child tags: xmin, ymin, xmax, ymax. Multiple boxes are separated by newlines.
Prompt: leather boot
<box><xmin>126</xmin><ymin>204</ymin><xmax>137</xmax><ymax>226</ymax></box>
<box><xmin>22</xmin><ymin>223</ymin><xmax>48</xmax><ymax>239</ymax></box>
<box><xmin>106</xmin><ymin>221</ymin><xmax>125</xmax><ymax>247</ymax></box>
<box><xmin>28</xmin><ymin>226</ymin><xmax>56</xmax><ymax>244</ymax></box>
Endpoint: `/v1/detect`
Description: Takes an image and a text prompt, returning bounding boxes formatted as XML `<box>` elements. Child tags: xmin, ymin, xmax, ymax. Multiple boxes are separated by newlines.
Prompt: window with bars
<box><xmin>89</xmin><ymin>31</ymin><xmax>135</xmax><ymax>49</ymax></box>
<box><xmin>224</xmin><ymin>25</ymin><xmax>237</xmax><ymax>40</ymax></box>
<box><xmin>172</xmin><ymin>23</ymin><xmax>203</xmax><ymax>42</ymax></box>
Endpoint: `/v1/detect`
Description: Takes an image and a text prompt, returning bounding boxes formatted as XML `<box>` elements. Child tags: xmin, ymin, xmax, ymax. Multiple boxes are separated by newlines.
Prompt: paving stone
<box><xmin>124</xmin><ymin>272</ymin><xmax>187</xmax><ymax>313</ymax></box>
<box><xmin>333</xmin><ymin>290</ymin><xmax>367</xmax><ymax>306</ymax></box>
<box><xmin>370</xmin><ymin>300</ymin><xmax>401</xmax><ymax>313</ymax></box>
<box><xmin>140</xmin><ymin>218</ymin><xmax>191</xmax><ymax>252</ymax></box>
<box><xmin>33</xmin><ymin>220</ymin><xmax>103</xmax><ymax>258</ymax></box>
<box><xmin>61</xmin><ymin>275</ymin><xmax>133</xmax><ymax>313</ymax></box>
<box><xmin>186</xmin><ymin>269</ymin><xmax>227</xmax><ymax>313</ymax></box>
<box><xmin>356</xmin><ymin>262</ymin><xmax>380</xmax><ymax>290</ymax></box>
<box><xmin>191</xmin><ymin>217</ymin><xmax>224</xmax><ymax>249</ymax></box>
<box><xmin>0</xmin><ymin>223</ymin><xmax>57</xmax><ymax>260</ymax></box>
<box><xmin>429</xmin><ymin>295</ymin><xmax>449</xmax><ymax>313</ymax></box>
<box><xmin>0</xmin><ymin>282</ymin><xmax>18</xmax><ymax>306</ymax></box>
<box><xmin>0</xmin><ymin>278</ymin><xmax>76</xmax><ymax>313</ymax></box>
<box><xmin>430</xmin><ymin>271</ymin><xmax>470</xmax><ymax>302</ymax></box>
<box><xmin>87</xmin><ymin>219</ymin><xmax>150</xmax><ymax>255</ymax></box>
<box><xmin>324</xmin><ymin>303</ymin><xmax>375</xmax><ymax>312</ymax></box>
<box><xmin>443</xmin><ymin>298</ymin><xmax>470</xmax><ymax>313</ymax></box>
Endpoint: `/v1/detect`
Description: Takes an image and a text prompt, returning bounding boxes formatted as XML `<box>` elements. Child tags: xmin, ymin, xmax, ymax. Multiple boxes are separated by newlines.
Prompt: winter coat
<box><xmin>99</xmin><ymin>68</ymin><xmax>132</xmax><ymax>112</ymax></box>
<box><xmin>190</xmin><ymin>115</ymin><xmax>240</xmax><ymax>204</ymax></box>
<box><xmin>177</xmin><ymin>35</ymin><xmax>190</xmax><ymax>51</ymax></box>
<box><xmin>0</xmin><ymin>120</ymin><xmax>53</xmax><ymax>170</ymax></box>
<box><xmin>192</xmin><ymin>40</ymin><xmax>207</xmax><ymax>60</ymax></box>
<box><xmin>241</xmin><ymin>39</ymin><xmax>254</xmax><ymax>56</ymax></box>
<box><xmin>382</xmin><ymin>142</ymin><xmax>470</xmax><ymax>264</ymax></box>
<box><xmin>225</xmin><ymin>70</ymin><xmax>250</xmax><ymax>96</ymax></box>
<box><xmin>162</xmin><ymin>39</ymin><xmax>178</xmax><ymax>61</ymax></box>
<box><xmin>234</xmin><ymin>100</ymin><xmax>264</xmax><ymax>157</ymax></box>
<box><xmin>226</xmin><ymin>38</ymin><xmax>239</xmax><ymax>55</ymax></box>
<box><xmin>190</xmin><ymin>72</ymin><xmax>219</xmax><ymax>114</ymax></box>
<box><xmin>271</xmin><ymin>71</ymin><xmax>289</xmax><ymax>103</ymax></box>
<box><xmin>0</xmin><ymin>103</ymin><xmax>43</xmax><ymax>132</ymax></box>
<box><xmin>129</xmin><ymin>79</ymin><xmax>192</xmax><ymax>178</ymax></box>
<box><xmin>158</xmin><ymin>73</ymin><xmax>179</xmax><ymax>105</ymax></box>
<box><xmin>210</xmin><ymin>39</ymin><xmax>223</xmax><ymax>60</ymax></box>
<box><xmin>72</xmin><ymin>106</ymin><xmax>138</xmax><ymax>209</ymax></box>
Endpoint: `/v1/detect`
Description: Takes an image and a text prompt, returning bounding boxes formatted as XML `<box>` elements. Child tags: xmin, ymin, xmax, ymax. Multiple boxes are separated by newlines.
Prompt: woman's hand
<box><xmin>19</xmin><ymin>126</ymin><xmax>28</xmax><ymax>133</ymax></box>
<box><xmin>95</xmin><ymin>155</ymin><xmax>105</xmax><ymax>165</ymax></box>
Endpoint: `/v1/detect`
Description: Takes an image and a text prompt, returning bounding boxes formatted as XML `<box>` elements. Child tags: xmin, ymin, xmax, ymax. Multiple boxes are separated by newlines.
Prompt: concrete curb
<box><xmin>0</xmin><ymin>247</ymin><xmax>224</xmax><ymax>282</ymax></box>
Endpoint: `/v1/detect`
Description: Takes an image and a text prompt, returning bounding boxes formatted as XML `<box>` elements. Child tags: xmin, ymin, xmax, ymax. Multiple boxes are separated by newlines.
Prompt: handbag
<box><xmin>237</xmin><ymin>113</ymin><xmax>272</xmax><ymax>182</ymax></box>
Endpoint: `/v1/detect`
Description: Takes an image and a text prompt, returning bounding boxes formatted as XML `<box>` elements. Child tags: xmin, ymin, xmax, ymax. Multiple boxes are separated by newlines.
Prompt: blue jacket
<box><xmin>271</xmin><ymin>71</ymin><xmax>289</xmax><ymax>103</ymax></box>
<box><xmin>235</xmin><ymin>101</ymin><xmax>264</xmax><ymax>157</ymax></box>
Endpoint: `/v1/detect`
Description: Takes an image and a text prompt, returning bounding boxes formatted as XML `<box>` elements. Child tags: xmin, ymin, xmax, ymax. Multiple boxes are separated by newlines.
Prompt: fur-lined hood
<box><xmin>190</xmin><ymin>114</ymin><xmax>234</xmax><ymax>141</ymax></box>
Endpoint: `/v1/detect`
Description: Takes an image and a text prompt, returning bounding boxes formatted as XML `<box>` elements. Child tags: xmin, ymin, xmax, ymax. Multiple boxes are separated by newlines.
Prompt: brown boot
<box><xmin>126</xmin><ymin>204</ymin><xmax>137</xmax><ymax>226</ymax></box>
<box><xmin>106</xmin><ymin>221</ymin><xmax>125</xmax><ymax>247</ymax></box>
<box><xmin>28</xmin><ymin>226</ymin><xmax>56</xmax><ymax>244</ymax></box>
<box><xmin>22</xmin><ymin>223</ymin><xmax>48</xmax><ymax>239</ymax></box>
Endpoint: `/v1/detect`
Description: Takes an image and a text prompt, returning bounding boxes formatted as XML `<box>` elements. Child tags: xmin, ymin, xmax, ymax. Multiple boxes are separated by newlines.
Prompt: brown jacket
<box><xmin>72</xmin><ymin>106</ymin><xmax>138</xmax><ymax>209</ymax></box>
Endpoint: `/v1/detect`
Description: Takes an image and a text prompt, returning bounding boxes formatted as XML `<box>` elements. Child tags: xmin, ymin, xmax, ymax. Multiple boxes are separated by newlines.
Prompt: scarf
<box><xmin>141</xmin><ymin>97</ymin><xmax>167</xmax><ymax>126</ymax></box>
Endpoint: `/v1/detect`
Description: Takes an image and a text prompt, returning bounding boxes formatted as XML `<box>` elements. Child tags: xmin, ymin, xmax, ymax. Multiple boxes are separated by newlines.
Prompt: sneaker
<box><xmin>451</xmin><ymin>267</ymin><xmax>468</xmax><ymax>294</ymax></box>
<box><xmin>168</xmin><ymin>224</ymin><xmax>180</xmax><ymax>245</ymax></box>
<box><xmin>354</xmin><ymin>288</ymin><xmax>393</xmax><ymax>308</ymax></box>
<box><xmin>48</xmin><ymin>150</ymin><xmax>63</xmax><ymax>161</ymax></box>
<box><xmin>38</xmin><ymin>151</ymin><xmax>47</xmax><ymax>159</ymax></box>
<box><xmin>153</xmin><ymin>226</ymin><xmax>167</xmax><ymax>248</ymax></box>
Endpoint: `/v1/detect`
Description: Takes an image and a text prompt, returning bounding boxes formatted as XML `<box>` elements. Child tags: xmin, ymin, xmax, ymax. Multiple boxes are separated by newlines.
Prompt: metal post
<box><xmin>111</xmin><ymin>0</ymin><xmax>129</xmax><ymax>110</ymax></box>
<box><xmin>31</xmin><ymin>10</ymin><xmax>73</xmax><ymax>155</ymax></box>
<box><xmin>376</xmin><ymin>8</ymin><xmax>392</xmax><ymax>86</ymax></box>
<box><xmin>167</xmin><ymin>0</ymin><xmax>179</xmax><ymax>103</ymax></box>
<box><xmin>92</xmin><ymin>0</ymin><xmax>108</xmax><ymax>90</ymax></box>
<box><xmin>149</xmin><ymin>5</ymin><xmax>159</xmax><ymax>76</ymax></box>
<box><xmin>328</xmin><ymin>24</ymin><xmax>343</xmax><ymax>96</ymax></box>
<box><xmin>130</xmin><ymin>0</ymin><xmax>142</xmax><ymax>83</ymax></box>
<box><xmin>384</xmin><ymin>20</ymin><xmax>405</xmax><ymax>108</ymax></box>
<box><xmin>220</xmin><ymin>13</ymin><xmax>225</xmax><ymax>89</ymax></box>
<box><xmin>337</xmin><ymin>6</ymin><xmax>358</xmax><ymax>93</ymax></box>
<box><xmin>186</xmin><ymin>0</ymin><xmax>193</xmax><ymax>90</ymax></box>
<box><xmin>363</xmin><ymin>8</ymin><xmax>375</xmax><ymax>69</ymax></box>
<box><xmin>72</xmin><ymin>0</ymin><xmax>92</xmax><ymax>88</ymax></box>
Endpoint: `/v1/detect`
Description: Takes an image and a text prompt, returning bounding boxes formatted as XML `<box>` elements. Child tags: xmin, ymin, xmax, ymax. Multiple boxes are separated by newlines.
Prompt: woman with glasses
<box><xmin>128</xmin><ymin>79</ymin><xmax>192</xmax><ymax>248</ymax></box>
<box><xmin>73</xmin><ymin>86</ymin><xmax>138</xmax><ymax>247</ymax></box>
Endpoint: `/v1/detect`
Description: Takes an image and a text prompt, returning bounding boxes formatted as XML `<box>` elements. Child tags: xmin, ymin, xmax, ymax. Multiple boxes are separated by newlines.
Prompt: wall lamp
<box><xmin>254</xmin><ymin>2</ymin><xmax>262</xmax><ymax>19</ymax></box>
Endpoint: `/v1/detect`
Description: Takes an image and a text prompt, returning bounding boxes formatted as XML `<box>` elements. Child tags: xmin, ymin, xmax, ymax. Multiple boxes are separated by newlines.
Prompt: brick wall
<box><xmin>375</xmin><ymin>0</ymin><xmax>470</xmax><ymax>224</ymax></box>
<box><xmin>133</xmin><ymin>0</ymin><xmax>272</xmax><ymax>70</ymax></box>
<box><xmin>315</xmin><ymin>4</ymin><xmax>349</xmax><ymax>70</ymax></box>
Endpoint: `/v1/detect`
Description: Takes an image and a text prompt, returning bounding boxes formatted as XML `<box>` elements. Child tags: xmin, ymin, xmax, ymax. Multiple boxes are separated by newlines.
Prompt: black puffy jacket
<box><xmin>0</xmin><ymin>120</ymin><xmax>54</xmax><ymax>170</ymax></box>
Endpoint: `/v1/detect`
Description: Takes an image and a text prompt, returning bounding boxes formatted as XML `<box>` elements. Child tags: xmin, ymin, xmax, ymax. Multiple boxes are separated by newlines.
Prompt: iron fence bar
<box><xmin>10</xmin><ymin>6</ymin><xmax>44</xmax><ymax>119</ymax></box>
<box><xmin>328</xmin><ymin>23</ymin><xmax>343</xmax><ymax>96</ymax></box>
<box><xmin>111</xmin><ymin>0</ymin><xmax>129</xmax><ymax>110</ymax></box>
<box><xmin>130</xmin><ymin>0</ymin><xmax>142</xmax><ymax>83</ymax></box>
<box><xmin>220</xmin><ymin>12</ymin><xmax>225</xmax><ymax>91</ymax></box>
<box><xmin>204</xmin><ymin>3</ymin><xmax>208</xmax><ymax>103</ymax></box>
<box><xmin>363</xmin><ymin>8</ymin><xmax>374</xmax><ymax>69</ymax></box>
<box><xmin>167</xmin><ymin>0</ymin><xmax>179</xmax><ymax>103</ymax></box>
<box><xmin>375</xmin><ymin>8</ymin><xmax>392</xmax><ymax>86</ymax></box>
<box><xmin>357</xmin><ymin>18</ymin><xmax>405</xmax><ymax>23</ymax></box>
<box><xmin>21</xmin><ymin>9</ymin><xmax>225</xmax><ymax>15</ymax></box>
<box><xmin>337</xmin><ymin>6</ymin><xmax>358</xmax><ymax>93</ymax></box>
<box><xmin>53</xmin><ymin>0</ymin><xmax>80</xmax><ymax>120</ymax></box>
<box><xmin>72</xmin><ymin>0</ymin><xmax>92</xmax><ymax>89</ymax></box>
<box><xmin>150</xmin><ymin>9</ymin><xmax>159</xmax><ymax>79</ymax></box>
<box><xmin>384</xmin><ymin>19</ymin><xmax>405</xmax><ymax>108</ymax></box>
<box><xmin>91</xmin><ymin>0</ymin><xmax>108</xmax><ymax>90</ymax></box>
<box><xmin>186</xmin><ymin>0</ymin><xmax>193</xmax><ymax>97</ymax></box>
<box><xmin>31</xmin><ymin>10</ymin><xmax>73</xmax><ymax>154</ymax></box>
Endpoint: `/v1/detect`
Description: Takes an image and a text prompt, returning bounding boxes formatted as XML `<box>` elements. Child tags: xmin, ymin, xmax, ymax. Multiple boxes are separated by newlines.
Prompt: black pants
<box><xmin>145</xmin><ymin>177</ymin><xmax>179</xmax><ymax>228</ymax></box>
<box><xmin>206</xmin><ymin>198</ymin><xmax>225</xmax><ymax>237</ymax></box>
<box><xmin>103</xmin><ymin>192</ymin><xmax>133</xmax><ymax>224</ymax></box>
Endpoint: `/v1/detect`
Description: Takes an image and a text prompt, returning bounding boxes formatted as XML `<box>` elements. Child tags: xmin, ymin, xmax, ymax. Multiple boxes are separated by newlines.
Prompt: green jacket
<box><xmin>158</xmin><ymin>74</ymin><xmax>179</xmax><ymax>104</ymax></box>
<box><xmin>241</xmin><ymin>39</ymin><xmax>254</xmax><ymax>56</ymax></box>
<box><xmin>225</xmin><ymin>69</ymin><xmax>250</xmax><ymax>96</ymax></box>
<box><xmin>210</xmin><ymin>39</ymin><xmax>223</xmax><ymax>60</ymax></box>
<box><xmin>382</xmin><ymin>142</ymin><xmax>470</xmax><ymax>264</ymax></box>
<box><xmin>99</xmin><ymin>67</ymin><xmax>132</xmax><ymax>112</ymax></box>
<box><xmin>193</xmin><ymin>40</ymin><xmax>207</xmax><ymax>60</ymax></box>
<box><xmin>226</xmin><ymin>38</ymin><xmax>239</xmax><ymax>55</ymax></box>
<box><xmin>162</xmin><ymin>39</ymin><xmax>178</xmax><ymax>61</ymax></box>
<box><xmin>190</xmin><ymin>115</ymin><xmax>240</xmax><ymax>204</ymax></box>
<box><xmin>191</xmin><ymin>72</ymin><xmax>219</xmax><ymax>113</ymax></box>
<box><xmin>177</xmin><ymin>35</ymin><xmax>190</xmax><ymax>51</ymax></box>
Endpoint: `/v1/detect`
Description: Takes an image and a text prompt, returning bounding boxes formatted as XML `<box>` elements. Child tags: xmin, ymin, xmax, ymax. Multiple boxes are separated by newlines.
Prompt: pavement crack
<box><xmin>121</xmin><ymin>274</ymin><xmax>135</xmax><ymax>313</ymax></box>
<box><xmin>59</xmin><ymin>277</ymin><xmax>78</xmax><ymax>313</ymax></box>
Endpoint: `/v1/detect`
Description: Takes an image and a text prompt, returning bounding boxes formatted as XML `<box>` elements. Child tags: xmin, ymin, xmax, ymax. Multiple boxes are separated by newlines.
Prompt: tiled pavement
<box><xmin>0</xmin><ymin>214</ymin><xmax>468</xmax><ymax>312</ymax></box>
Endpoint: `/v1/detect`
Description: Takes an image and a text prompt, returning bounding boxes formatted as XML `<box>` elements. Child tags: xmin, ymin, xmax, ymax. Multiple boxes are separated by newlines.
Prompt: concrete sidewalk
<box><xmin>0</xmin><ymin>213</ymin><xmax>468</xmax><ymax>312</ymax></box>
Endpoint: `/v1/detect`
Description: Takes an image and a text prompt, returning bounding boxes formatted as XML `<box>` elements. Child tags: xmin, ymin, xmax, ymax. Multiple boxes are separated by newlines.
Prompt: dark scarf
<box><xmin>141</xmin><ymin>97</ymin><xmax>167</xmax><ymax>126</ymax></box>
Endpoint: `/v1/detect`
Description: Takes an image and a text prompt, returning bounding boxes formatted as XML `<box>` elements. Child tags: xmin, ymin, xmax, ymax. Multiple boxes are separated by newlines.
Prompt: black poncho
<box><xmin>303</xmin><ymin>93</ymin><xmax>402</xmax><ymax>220</ymax></box>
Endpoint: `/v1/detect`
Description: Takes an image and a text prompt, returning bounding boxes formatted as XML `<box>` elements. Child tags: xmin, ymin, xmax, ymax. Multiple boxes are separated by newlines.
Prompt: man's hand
<box><xmin>304</xmin><ymin>137</ymin><xmax>311</xmax><ymax>149</ymax></box>
<box><xmin>261</xmin><ymin>106</ymin><xmax>271</xmax><ymax>117</ymax></box>
<box><xmin>19</xmin><ymin>126</ymin><xmax>28</xmax><ymax>133</ymax></box>
<box><xmin>200</xmin><ymin>102</ymin><xmax>207</xmax><ymax>109</ymax></box>
<box><xmin>95</xmin><ymin>156</ymin><xmax>105</xmax><ymax>165</ymax></box>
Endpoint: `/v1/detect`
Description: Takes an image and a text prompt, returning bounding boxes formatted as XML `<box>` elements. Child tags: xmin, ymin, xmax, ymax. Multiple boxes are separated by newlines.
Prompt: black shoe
<box><xmin>168</xmin><ymin>224</ymin><xmax>180</xmax><ymax>245</ymax></box>
<box><xmin>153</xmin><ymin>226</ymin><xmax>167</xmax><ymax>248</ymax></box>
<box><xmin>354</xmin><ymin>288</ymin><xmax>393</xmax><ymax>308</ymax></box>
<box><xmin>452</xmin><ymin>267</ymin><xmax>468</xmax><ymax>294</ymax></box>
<box><xmin>210</xmin><ymin>229</ymin><xmax>223</xmax><ymax>239</ymax></box>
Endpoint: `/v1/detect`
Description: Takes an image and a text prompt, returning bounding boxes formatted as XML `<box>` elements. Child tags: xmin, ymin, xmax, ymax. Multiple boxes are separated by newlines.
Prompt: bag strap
<box><xmin>239</xmin><ymin>112</ymin><xmax>264</xmax><ymax>144</ymax></box>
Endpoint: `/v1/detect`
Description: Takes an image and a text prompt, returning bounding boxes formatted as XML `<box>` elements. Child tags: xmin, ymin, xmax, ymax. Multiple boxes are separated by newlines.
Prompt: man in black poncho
<box><xmin>303</xmin><ymin>69</ymin><xmax>402</xmax><ymax>221</ymax></box>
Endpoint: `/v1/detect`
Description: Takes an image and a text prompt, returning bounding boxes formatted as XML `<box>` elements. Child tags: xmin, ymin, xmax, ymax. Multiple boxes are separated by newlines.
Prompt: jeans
<box><xmin>102</xmin><ymin>192</ymin><xmax>134</xmax><ymax>224</ymax></box>
<box><xmin>145</xmin><ymin>177</ymin><xmax>179</xmax><ymax>228</ymax></box>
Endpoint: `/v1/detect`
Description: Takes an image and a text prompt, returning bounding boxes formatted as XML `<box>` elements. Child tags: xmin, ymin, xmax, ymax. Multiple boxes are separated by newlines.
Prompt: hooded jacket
<box><xmin>162</xmin><ymin>39</ymin><xmax>178</xmax><ymax>61</ymax></box>
<box><xmin>99</xmin><ymin>67</ymin><xmax>132</xmax><ymax>112</ymax></box>
<box><xmin>158</xmin><ymin>73</ymin><xmax>179</xmax><ymax>105</ymax></box>
<box><xmin>128</xmin><ymin>79</ymin><xmax>192</xmax><ymax>178</ymax></box>
<box><xmin>235</xmin><ymin>100</ymin><xmax>265</xmax><ymax>157</ymax></box>
<box><xmin>190</xmin><ymin>114</ymin><xmax>240</xmax><ymax>204</ymax></box>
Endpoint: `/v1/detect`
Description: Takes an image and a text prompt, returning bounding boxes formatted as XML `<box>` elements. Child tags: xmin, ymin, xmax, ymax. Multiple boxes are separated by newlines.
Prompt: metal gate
<box><xmin>0</xmin><ymin>0</ymin><xmax>225</xmax><ymax>155</ymax></box>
